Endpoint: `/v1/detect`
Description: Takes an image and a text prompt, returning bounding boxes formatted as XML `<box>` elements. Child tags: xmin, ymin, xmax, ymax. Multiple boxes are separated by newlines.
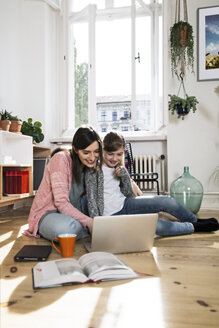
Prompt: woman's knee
<box><xmin>39</xmin><ymin>214</ymin><xmax>85</xmax><ymax>240</ymax></box>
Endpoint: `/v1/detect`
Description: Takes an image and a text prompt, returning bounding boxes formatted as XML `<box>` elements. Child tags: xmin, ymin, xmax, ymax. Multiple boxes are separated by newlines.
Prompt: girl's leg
<box><xmin>113</xmin><ymin>195</ymin><xmax>196</xmax><ymax>237</ymax></box>
<box><xmin>117</xmin><ymin>195</ymin><xmax>197</xmax><ymax>223</ymax></box>
<box><xmin>114</xmin><ymin>196</ymin><xmax>218</xmax><ymax>236</ymax></box>
<box><xmin>38</xmin><ymin>212</ymin><xmax>89</xmax><ymax>241</ymax></box>
<box><xmin>156</xmin><ymin>219</ymin><xmax>194</xmax><ymax>236</ymax></box>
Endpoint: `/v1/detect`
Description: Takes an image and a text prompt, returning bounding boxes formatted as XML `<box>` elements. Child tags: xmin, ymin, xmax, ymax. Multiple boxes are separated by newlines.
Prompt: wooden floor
<box><xmin>1</xmin><ymin>207</ymin><xmax>219</xmax><ymax>328</ymax></box>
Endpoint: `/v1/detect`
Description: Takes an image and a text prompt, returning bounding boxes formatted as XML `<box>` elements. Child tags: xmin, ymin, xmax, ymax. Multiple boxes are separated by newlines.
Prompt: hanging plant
<box><xmin>168</xmin><ymin>94</ymin><xmax>198</xmax><ymax>119</ymax></box>
<box><xmin>168</xmin><ymin>72</ymin><xmax>198</xmax><ymax>119</ymax></box>
<box><xmin>169</xmin><ymin>0</ymin><xmax>194</xmax><ymax>77</ymax></box>
<box><xmin>170</xmin><ymin>21</ymin><xmax>194</xmax><ymax>76</ymax></box>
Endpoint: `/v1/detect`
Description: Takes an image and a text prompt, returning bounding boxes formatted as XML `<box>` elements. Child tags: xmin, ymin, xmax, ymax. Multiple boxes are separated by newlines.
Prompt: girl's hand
<box><xmin>114</xmin><ymin>165</ymin><xmax>122</xmax><ymax>177</ymax></box>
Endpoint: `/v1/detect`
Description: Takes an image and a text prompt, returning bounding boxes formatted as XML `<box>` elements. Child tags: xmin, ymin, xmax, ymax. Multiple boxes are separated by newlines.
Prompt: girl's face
<box><xmin>103</xmin><ymin>146</ymin><xmax>124</xmax><ymax>168</ymax></box>
<box><xmin>76</xmin><ymin>141</ymin><xmax>100</xmax><ymax>168</ymax></box>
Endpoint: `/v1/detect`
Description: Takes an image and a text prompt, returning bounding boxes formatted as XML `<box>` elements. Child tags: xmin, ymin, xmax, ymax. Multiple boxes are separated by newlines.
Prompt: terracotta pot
<box><xmin>180</xmin><ymin>25</ymin><xmax>188</xmax><ymax>47</ymax></box>
<box><xmin>0</xmin><ymin>120</ymin><xmax>11</xmax><ymax>131</ymax></box>
<box><xmin>9</xmin><ymin>120</ymin><xmax>22</xmax><ymax>133</ymax></box>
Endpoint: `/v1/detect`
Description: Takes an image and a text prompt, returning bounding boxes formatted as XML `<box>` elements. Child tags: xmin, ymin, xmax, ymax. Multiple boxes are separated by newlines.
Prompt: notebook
<box><xmin>83</xmin><ymin>213</ymin><xmax>158</xmax><ymax>254</ymax></box>
<box><xmin>14</xmin><ymin>245</ymin><xmax>52</xmax><ymax>262</ymax></box>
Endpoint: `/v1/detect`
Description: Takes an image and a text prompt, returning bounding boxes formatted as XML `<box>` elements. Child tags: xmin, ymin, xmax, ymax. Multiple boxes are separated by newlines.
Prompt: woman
<box><xmin>85</xmin><ymin>131</ymin><xmax>219</xmax><ymax>236</ymax></box>
<box><xmin>24</xmin><ymin>125</ymin><xmax>102</xmax><ymax>240</ymax></box>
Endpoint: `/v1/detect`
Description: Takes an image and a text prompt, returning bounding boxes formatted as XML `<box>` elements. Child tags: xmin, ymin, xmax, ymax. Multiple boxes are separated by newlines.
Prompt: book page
<box><xmin>33</xmin><ymin>258</ymin><xmax>88</xmax><ymax>288</ymax></box>
<box><xmin>78</xmin><ymin>252</ymin><xmax>137</xmax><ymax>280</ymax></box>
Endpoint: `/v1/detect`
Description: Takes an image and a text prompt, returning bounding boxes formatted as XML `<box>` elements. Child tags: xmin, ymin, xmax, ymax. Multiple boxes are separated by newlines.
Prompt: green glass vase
<box><xmin>170</xmin><ymin>166</ymin><xmax>203</xmax><ymax>214</ymax></box>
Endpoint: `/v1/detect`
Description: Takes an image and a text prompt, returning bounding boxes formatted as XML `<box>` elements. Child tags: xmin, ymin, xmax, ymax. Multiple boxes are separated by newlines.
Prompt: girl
<box><xmin>24</xmin><ymin>125</ymin><xmax>102</xmax><ymax>240</ymax></box>
<box><xmin>85</xmin><ymin>131</ymin><xmax>218</xmax><ymax>236</ymax></box>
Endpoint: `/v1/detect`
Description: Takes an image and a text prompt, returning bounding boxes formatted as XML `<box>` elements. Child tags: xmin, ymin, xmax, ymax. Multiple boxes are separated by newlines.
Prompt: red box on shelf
<box><xmin>4</xmin><ymin>171</ymin><xmax>29</xmax><ymax>195</ymax></box>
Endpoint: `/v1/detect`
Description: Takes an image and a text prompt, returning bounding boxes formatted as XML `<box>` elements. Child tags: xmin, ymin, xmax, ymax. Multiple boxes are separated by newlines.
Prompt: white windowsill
<box><xmin>50</xmin><ymin>131</ymin><xmax>167</xmax><ymax>144</ymax></box>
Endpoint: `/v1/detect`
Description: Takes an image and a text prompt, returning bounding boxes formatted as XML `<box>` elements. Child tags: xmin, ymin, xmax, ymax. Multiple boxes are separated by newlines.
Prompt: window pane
<box><xmin>158</xmin><ymin>15</ymin><xmax>163</xmax><ymax>128</ymax></box>
<box><xmin>96</xmin><ymin>18</ymin><xmax>131</xmax><ymax>97</ymax></box>
<box><xmin>73</xmin><ymin>22</ymin><xmax>88</xmax><ymax>127</ymax></box>
<box><xmin>135</xmin><ymin>15</ymin><xmax>151</xmax><ymax>129</ymax></box>
<box><xmin>96</xmin><ymin>17</ymin><xmax>132</xmax><ymax>132</ymax></box>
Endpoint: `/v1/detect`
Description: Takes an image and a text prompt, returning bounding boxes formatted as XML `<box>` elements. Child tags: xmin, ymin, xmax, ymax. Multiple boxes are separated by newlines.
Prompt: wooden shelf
<box><xmin>0</xmin><ymin>132</ymin><xmax>50</xmax><ymax>207</ymax></box>
<box><xmin>0</xmin><ymin>191</ymin><xmax>36</xmax><ymax>207</ymax></box>
<box><xmin>0</xmin><ymin>165</ymin><xmax>33</xmax><ymax>205</ymax></box>
<box><xmin>33</xmin><ymin>144</ymin><xmax>51</xmax><ymax>158</ymax></box>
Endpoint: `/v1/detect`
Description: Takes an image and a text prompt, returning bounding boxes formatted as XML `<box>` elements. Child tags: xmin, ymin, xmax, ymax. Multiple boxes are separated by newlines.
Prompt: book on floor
<box><xmin>32</xmin><ymin>251</ymin><xmax>139</xmax><ymax>289</ymax></box>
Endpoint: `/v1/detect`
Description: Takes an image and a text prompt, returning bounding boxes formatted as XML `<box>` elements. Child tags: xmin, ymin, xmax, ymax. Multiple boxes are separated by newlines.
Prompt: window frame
<box><xmin>63</xmin><ymin>0</ymin><xmax>163</xmax><ymax>136</ymax></box>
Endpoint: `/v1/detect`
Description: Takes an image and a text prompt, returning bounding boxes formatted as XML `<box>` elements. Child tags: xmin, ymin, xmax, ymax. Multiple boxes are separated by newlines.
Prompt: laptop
<box><xmin>83</xmin><ymin>213</ymin><xmax>158</xmax><ymax>254</ymax></box>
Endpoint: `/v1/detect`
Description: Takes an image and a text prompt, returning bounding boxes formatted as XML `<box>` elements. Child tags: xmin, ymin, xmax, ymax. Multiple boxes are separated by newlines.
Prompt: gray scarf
<box><xmin>85</xmin><ymin>166</ymin><xmax>134</xmax><ymax>218</ymax></box>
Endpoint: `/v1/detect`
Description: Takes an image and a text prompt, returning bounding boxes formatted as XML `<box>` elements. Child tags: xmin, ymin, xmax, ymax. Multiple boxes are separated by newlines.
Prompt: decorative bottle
<box><xmin>170</xmin><ymin>166</ymin><xmax>203</xmax><ymax>214</ymax></box>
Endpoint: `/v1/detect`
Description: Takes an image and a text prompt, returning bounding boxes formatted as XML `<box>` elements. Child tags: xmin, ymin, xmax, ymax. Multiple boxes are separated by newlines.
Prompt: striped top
<box><xmin>23</xmin><ymin>151</ymin><xmax>92</xmax><ymax>238</ymax></box>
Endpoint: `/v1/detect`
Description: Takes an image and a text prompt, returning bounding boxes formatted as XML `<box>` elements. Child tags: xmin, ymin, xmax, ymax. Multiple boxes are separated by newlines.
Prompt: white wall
<box><xmin>0</xmin><ymin>0</ymin><xmax>60</xmax><ymax>145</ymax></box>
<box><xmin>167</xmin><ymin>0</ymin><xmax>219</xmax><ymax>208</ymax></box>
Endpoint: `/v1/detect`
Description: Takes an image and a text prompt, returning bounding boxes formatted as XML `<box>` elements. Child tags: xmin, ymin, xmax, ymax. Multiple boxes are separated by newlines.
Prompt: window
<box><xmin>112</xmin><ymin>111</ymin><xmax>117</xmax><ymax>121</ymax></box>
<box><xmin>124</xmin><ymin>110</ymin><xmax>129</xmax><ymax>118</ymax></box>
<box><xmin>101</xmin><ymin>111</ymin><xmax>106</xmax><ymax>122</ymax></box>
<box><xmin>69</xmin><ymin>0</ymin><xmax>163</xmax><ymax>135</ymax></box>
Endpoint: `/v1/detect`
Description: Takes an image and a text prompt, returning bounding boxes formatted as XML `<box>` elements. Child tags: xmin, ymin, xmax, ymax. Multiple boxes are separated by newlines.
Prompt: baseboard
<box><xmin>201</xmin><ymin>192</ymin><xmax>219</xmax><ymax>210</ymax></box>
<box><xmin>144</xmin><ymin>191</ymin><xmax>219</xmax><ymax>211</ymax></box>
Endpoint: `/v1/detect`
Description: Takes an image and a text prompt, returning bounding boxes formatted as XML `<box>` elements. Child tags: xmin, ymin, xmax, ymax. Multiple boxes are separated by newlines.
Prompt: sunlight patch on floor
<box><xmin>0</xmin><ymin>241</ymin><xmax>15</xmax><ymax>264</ymax></box>
<box><xmin>97</xmin><ymin>278</ymin><xmax>165</xmax><ymax>328</ymax></box>
<box><xmin>18</xmin><ymin>224</ymin><xmax>28</xmax><ymax>237</ymax></box>
<box><xmin>0</xmin><ymin>231</ymin><xmax>12</xmax><ymax>243</ymax></box>
<box><xmin>207</xmin><ymin>241</ymin><xmax>219</xmax><ymax>249</ymax></box>
<box><xmin>43</xmin><ymin>286</ymin><xmax>104</xmax><ymax>326</ymax></box>
<box><xmin>1</xmin><ymin>276</ymin><xmax>27</xmax><ymax>302</ymax></box>
<box><xmin>0</xmin><ymin>219</ymin><xmax>12</xmax><ymax>224</ymax></box>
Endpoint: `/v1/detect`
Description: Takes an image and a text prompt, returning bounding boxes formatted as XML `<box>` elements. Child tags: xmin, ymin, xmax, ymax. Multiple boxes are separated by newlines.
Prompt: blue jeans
<box><xmin>38</xmin><ymin>212</ymin><xmax>89</xmax><ymax>241</ymax></box>
<box><xmin>38</xmin><ymin>196</ymin><xmax>90</xmax><ymax>241</ymax></box>
<box><xmin>114</xmin><ymin>196</ymin><xmax>196</xmax><ymax>236</ymax></box>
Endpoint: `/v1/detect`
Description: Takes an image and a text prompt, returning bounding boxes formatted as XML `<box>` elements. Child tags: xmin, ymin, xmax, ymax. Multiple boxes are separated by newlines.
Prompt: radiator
<box><xmin>133</xmin><ymin>154</ymin><xmax>166</xmax><ymax>192</ymax></box>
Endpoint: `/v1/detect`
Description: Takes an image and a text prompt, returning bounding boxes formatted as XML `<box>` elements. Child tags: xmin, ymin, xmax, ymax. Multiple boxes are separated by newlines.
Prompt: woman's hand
<box><xmin>131</xmin><ymin>179</ymin><xmax>143</xmax><ymax>196</ymax></box>
<box><xmin>87</xmin><ymin>220</ymin><xmax>93</xmax><ymax>234</ymax></box>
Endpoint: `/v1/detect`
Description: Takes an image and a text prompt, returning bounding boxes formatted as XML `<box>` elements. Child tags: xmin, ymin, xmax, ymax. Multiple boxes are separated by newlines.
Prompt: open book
<box><xmin>32</xmin><ymin>251</ymin><xmax>139</xmax><ymax>289</ymax></box>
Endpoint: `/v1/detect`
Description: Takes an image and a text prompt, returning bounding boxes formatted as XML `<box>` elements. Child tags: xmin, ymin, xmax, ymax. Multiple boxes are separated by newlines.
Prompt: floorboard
<box><xmin>0</xmin><ymin>207</ymin><xmax>219</xmax><ymax>328</ymax></box>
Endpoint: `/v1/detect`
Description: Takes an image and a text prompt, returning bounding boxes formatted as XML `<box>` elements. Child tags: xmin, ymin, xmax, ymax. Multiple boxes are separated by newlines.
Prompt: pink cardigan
<box><xmin>23</xmin><ymin>151</ymin><xmax>92</xmax><ymax>238</ymax></box>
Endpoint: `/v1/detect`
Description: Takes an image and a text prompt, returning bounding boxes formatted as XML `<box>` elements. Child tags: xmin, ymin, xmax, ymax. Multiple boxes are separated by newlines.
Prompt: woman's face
<box><xmin>76</xmin><ymin>141</ymin><xmax>100</xmax><ymax>168</ymax></box>
<box><xmin>103</xmin><ymin>146</ymin><xmax>124</xmax><ymax>168</ymax></box>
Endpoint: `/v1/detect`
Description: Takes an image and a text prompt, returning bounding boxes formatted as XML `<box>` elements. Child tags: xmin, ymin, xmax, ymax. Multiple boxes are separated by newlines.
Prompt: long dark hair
<box><xmin>71</xmin><ymin>125</ymin><xmax>103</xmax><ymax>183</ymax></box>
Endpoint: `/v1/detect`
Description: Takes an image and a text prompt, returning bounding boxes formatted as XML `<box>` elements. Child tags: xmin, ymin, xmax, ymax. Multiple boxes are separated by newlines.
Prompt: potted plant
<box><xmin>9</xmin><ymin>114</ymin><xmax>23</xmax><ymax>133</ymax></box>
<box><xmin>170</xmin><ymin>20</ymin><xmax>194</xmax><ymax>76</ymax></box>
<box><xmin>0</xmin><ymin>109</ymin><xmax>12</xmax><ymax>131</ymax></box>
<box><xmin>21</xmin><ymin>118</ymin><xmax>44</xmax><ymax>143</ymax></box>
<box><xmin>168</xmin><ymin>94</ymin><xmax>199</xmax><ymax>120</ymax></box>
